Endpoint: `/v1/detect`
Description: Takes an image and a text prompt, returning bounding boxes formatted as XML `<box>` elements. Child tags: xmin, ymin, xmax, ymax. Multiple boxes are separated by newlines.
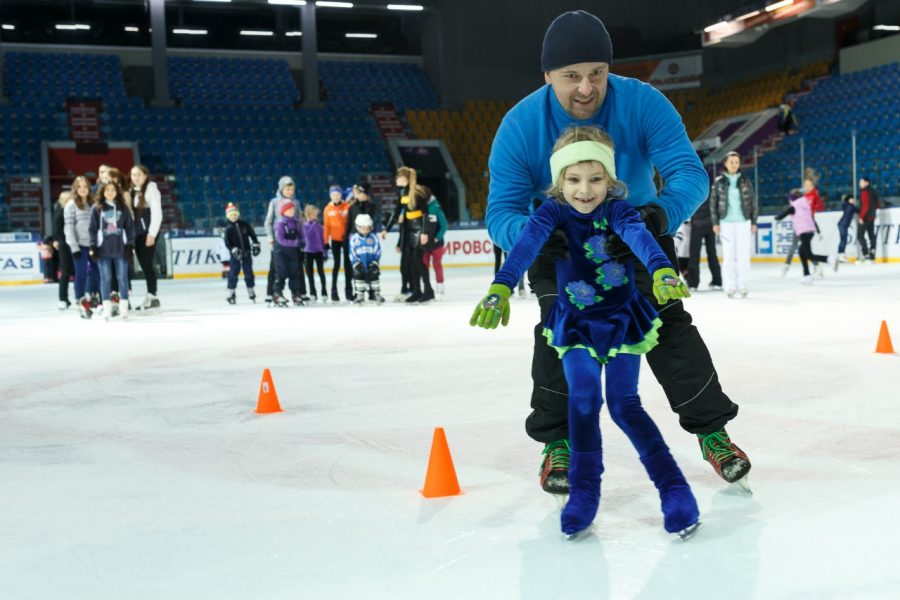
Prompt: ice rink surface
<box><xmin>1</xmin><ymin>262</ymin><xmax>899</xmax><ymax>600</ymax></box>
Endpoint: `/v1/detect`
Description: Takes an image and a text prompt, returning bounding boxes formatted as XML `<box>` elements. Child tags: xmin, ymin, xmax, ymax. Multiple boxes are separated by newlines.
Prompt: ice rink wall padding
<box><xmin>3</xmin><ymin>208</ymin><xmax>899</xmax><ymax>283</ymax></box>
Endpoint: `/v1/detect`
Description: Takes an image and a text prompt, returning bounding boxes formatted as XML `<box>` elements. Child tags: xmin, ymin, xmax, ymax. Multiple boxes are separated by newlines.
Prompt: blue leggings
<box><xmin>561</xmin><ymin>349</ymin><xmax>667</xmax><ymax>458</ymax></box>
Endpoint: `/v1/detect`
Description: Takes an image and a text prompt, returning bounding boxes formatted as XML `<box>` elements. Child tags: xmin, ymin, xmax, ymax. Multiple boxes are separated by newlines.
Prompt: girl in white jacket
<box><xmin>129</xmin><ymin>165</ymin><xmax>163</xmax><ymax>311</ymax></box>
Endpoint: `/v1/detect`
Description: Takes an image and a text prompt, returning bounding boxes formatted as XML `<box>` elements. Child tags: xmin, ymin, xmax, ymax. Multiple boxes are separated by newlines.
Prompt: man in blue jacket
<box><xmin>487</xmin><ymin>10</ymin><xmax>750</xmax><ymax>495</ymax></box>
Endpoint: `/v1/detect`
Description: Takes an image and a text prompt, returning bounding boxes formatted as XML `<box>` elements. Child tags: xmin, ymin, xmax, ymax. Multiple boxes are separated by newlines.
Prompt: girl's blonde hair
<box><xmin>304</xmin><ymin>204</ymin><xmax>320</xmax><ymax>221</ymax></box>
<box><xmin>57</xmin><ymin>191</ymin><xmax>72</xmax><ymax>208</ymax></box>
<box><xmin>546</xmin><ymin>125</ymin><xmax>627</xmax><ymax>202</ymax></box>
<box><xmin>71</xmin><ymin>176</ymin><xmax>92</xmax><ymax>210</ymax></box>
<box><xmin>398</xmin><ymin>166</ymin><xmax>419</xmax><ymax>210</ymax></box>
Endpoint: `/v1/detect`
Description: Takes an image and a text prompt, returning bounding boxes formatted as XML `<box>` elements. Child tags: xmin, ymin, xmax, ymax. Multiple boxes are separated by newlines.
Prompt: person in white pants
<box><xmin>710</xmin><ymin>152</ymin><xmax>758</xmax><ymax>298</ymax></box>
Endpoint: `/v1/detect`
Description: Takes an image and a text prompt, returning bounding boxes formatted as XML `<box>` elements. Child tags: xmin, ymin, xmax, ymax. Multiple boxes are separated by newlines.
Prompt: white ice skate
<box><xmin>136</xmin><ymin>293</ymin><xmax>161</xmax><ymax>313</ymax></box>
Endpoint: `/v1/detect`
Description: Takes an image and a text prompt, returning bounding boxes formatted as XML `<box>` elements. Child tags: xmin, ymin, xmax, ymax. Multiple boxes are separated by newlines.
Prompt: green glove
<box><xmin>652</xmin><ymin>267</ymin><xmax>691</xmax><ymax>305</ymax></box>
<box><xmin>470</xmin><ymin>283</ymin><xmax>512</xmax><ymax>329</ymax></box>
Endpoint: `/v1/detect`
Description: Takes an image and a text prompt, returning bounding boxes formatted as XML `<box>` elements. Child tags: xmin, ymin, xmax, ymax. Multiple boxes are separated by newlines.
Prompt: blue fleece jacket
<box><xmin>486</xmin><ymin>75</ymin><xmax>709</xmax><ymax>251</ymax></box>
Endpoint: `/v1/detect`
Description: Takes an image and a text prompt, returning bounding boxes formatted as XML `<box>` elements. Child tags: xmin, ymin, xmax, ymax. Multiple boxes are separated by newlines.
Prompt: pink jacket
<box><xmin>790</xmin><ymin>195</ymin><xmax>816</xmax><ymax>235</ymax></box>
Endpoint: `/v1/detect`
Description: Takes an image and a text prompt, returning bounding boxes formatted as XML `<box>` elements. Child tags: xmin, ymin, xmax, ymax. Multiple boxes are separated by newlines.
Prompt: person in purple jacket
<box><xmin>486</xmin><ymin>10</ymin><xmax>750</xmax><ymax>496</ymax></box>
<box><xmin>302</xmin><ymin>204</ymin><xmax>328</xmax><ymax>303</ymax></box>
<box><xmin>273</xmin><ymin>201</ymin><xmax>305</xmax><ymax>307</ymax></box>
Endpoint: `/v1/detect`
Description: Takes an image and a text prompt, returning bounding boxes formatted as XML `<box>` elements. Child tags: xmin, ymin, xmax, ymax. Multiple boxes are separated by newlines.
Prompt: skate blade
<box><xmin>553</xmin><ymin>493</ymin><xmax>569</xmax><ymax>512</ymax></box>
<box><xmin>563</xmin><ymin>520</ymin><xmax>591</xmax><ymax>541</ymax></box>
<box><xmin>677</xmin><ymin>521</ymin><xmax>702</xmax><ymax>541</ymax></box>
<box><xmin>733</xmin><ymin>476</ymin><xmax>753</xmax><ymax>494</ymax></box>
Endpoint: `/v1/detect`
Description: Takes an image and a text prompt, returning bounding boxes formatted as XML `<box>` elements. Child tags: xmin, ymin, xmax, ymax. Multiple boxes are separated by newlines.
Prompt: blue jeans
<box><xmin>227</xmin><ymin>255</ymin><xmax>255</xmax><ymax>290</ymax></box>
<box><xmin>73</xmin><ymin>247</ymin><xmax>93</xmax><ymax>299</ymax></box>
<box><xmin>837</xmin><ymin>220</ymin><xmax>850</xmax><ymax>253</ymax></box>
<box><xmin>97</xmin><ymin>257</ymin><xmax>130</xmax><ymax>301</ymax></box>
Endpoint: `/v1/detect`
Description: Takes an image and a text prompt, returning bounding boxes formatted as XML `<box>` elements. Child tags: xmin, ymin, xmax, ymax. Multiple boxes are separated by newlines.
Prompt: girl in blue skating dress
<box><xmin>471</xmin><ymin>125</ymin><xmax>700</xmax><ymax>538</ymax></box>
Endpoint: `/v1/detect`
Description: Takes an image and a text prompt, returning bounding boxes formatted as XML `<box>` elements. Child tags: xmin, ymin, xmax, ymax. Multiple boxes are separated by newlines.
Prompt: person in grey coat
<box><xmin>263</xmin><ymin>176</ymin><xmax>307</xmax><ymax>303</ymax></box>
<box><xmin>64</xmin><ymin>175</ymin><xmax>100</xmax><ymax>317</ymax></box>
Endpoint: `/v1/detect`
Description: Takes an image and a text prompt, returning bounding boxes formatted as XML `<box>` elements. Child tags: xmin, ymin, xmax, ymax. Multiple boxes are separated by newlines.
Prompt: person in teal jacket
<box><xmin>423</xmin><ymin>191</ymin><xmax>449</xmax><ymax>297</ymax></box>
<box><xmin>485</xmin><ymin>10</ymin><xmax>750</xmax><ymax>496</ymax></box>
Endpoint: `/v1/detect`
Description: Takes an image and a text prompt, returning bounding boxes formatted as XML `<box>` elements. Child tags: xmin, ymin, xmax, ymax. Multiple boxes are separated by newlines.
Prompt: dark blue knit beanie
<box><xmin>541</xmin><ymin>10</ymin><xmax>613</xmax><ymax>72</ymax></box>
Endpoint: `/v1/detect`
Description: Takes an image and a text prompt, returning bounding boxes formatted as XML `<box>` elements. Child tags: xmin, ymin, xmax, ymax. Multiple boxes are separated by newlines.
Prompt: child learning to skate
<box><xmin>273</xmin><ymin>200</ymin><xmax>305</xmax><ymax>306</ymax></box>
<box><xmin>302</xmin><ymin>204</ymin><xmax>328</xmax><ymax>302</ymax></box>
<box><xmin>349</xmin><ymin>213</ymin><xmax>384</xmax><ymax>304</ymax></box>
<box><xmin>470</xmin><ymin>126</ymin><xmax>700</xmax><ymax>539</ymax></box>
<box><xmin>223</xmin><ymin>202</ymin><xmax>260</xmax><ymax>304</ymax></box>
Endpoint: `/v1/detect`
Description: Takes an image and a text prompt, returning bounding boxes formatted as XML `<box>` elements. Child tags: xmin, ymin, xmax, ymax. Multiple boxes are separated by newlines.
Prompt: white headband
<box><xmin>549</xmin><ymin>141</ymin><xmax>617</xmax><ymax>187</ymax></box>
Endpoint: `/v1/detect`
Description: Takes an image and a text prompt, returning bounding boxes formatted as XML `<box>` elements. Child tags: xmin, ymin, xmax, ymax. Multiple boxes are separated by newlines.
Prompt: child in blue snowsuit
<box><xmin>471</xmin><ymin>126</ymin><xmax>700</xmax><ymax>538</ymax></box>
<box><xmin>349</xmin><ymin>213</ymin><xmax>384</xmax><ymax>304</ymax></box>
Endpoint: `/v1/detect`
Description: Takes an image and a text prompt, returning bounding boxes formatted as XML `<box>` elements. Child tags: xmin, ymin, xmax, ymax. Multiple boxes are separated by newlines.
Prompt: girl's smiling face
<box><xmin>103</xmin><ymin>184</ymin><xmax>118</xmax><ymax>202</ymax></box>
<box><xmin>561</xmin><ymin>161</ymin><xmax>609</xmax><ymax>214</ymax></box>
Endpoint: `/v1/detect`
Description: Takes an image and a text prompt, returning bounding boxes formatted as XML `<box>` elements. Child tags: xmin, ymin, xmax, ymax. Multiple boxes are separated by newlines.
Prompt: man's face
<box><xmin>544</xmin><ymin>62</ymin><xmax>609</xmax><ymax>121</ymax></box>
<box><xmin>859</xmin><ymin>178</ymin><xmax>868</xmax><ymax>189</ymax></box>
<box><xmin>330</xmin><ymin>190</ymin><xmax>343</xmax><ymax>203</ymax></box>
<box><xmin>98</xmin><ymin>165</ymin><xmax>110</xmax><ymax>184</ymax></box>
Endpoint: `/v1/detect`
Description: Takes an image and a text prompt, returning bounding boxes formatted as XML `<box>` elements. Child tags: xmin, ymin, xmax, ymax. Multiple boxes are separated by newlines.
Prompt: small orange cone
<box><xmin>255</xmin><ymin>368</ymin><xmax>284</xmax><ymax>413</ymax></box>
<box><xmin>420</xmin><ymin>427</ymin><xmax>461</xmax><ymax>498</ymax></box>
<box><xmin>875</xmin><ymin>321</ymin><xmax>895</xmax><ymax>354</ymax></box>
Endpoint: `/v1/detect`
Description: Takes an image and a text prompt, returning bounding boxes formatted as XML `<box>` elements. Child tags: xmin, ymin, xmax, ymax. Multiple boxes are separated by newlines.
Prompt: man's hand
<box><xmin>606</xmin><ymin>203</ymin><xmax>669</xmax><ymax>259</ymax></box>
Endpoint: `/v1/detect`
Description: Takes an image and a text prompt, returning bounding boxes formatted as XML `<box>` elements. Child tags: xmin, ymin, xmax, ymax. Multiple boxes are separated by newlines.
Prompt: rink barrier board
<box><xmin>3</xmin><ymin>208</ymin><xmax>898</xmax><ymax>283</ymax></box>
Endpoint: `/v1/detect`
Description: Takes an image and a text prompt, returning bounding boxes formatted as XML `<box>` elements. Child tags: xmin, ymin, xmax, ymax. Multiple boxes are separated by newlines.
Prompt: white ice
<box><xmin>1</xmin><ymin>262</ymin><xmax>899</xmax><ymax>600</ymax></box>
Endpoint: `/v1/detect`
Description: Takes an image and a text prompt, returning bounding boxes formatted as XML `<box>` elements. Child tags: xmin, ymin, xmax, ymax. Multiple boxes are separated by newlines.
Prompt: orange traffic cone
<box><xmin>420</xmin><ymin>427</ymin><xmax>462</xmax><ymax>498</ymax></box>
<box><xmin>255</xmin><ymin>368</ymin><xmax>284</xmax><ymax>413</ymax></box>
<box><xmin>875</xmin><ymin>321</ymin><xmax>895</xmax><ymax>354</ymax></box>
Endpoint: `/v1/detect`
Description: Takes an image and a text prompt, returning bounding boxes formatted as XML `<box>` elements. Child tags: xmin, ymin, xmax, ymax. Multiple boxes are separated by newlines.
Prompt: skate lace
<box><xmin>700</xmin><ymin>430</ymin><xmax>735</xmax><ymax>464</ymax></box>
<box><xmin>541</xmin><ymin>439</ymin><xmax>571</xmax><ymax>472</ymax></box>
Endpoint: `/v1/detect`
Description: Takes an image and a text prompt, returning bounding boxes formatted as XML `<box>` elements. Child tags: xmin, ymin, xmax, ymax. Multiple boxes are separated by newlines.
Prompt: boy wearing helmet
<box><xmin>349</xmin><ymin>213</ymin><xmax>384</xmax><ymax>304</ymax></box>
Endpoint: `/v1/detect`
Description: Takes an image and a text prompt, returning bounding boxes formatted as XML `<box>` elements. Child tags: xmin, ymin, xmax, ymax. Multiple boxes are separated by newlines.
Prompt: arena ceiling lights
<box><xmin>268</xmin><ymin>0</ymin><xmax>307</xmax><ymax>5</ymax></box>
<box><xmin>702</xmin><ymin>0</ymin><xmax>870</xmax><ymax>47</ymax></box>
<box><xmin>240</xmin><ymin>30</ymin><xmax>275</xmax><ymax>35</ymax></box>
<box><xmin>316</xmin><ymin>1</ymin><xmax>354</xmax><ymax>7</ymax></box>
<box><xmin>387</xmin><ymin>4</ymin><xmax>424</xmax><ymax>9</ymax></box>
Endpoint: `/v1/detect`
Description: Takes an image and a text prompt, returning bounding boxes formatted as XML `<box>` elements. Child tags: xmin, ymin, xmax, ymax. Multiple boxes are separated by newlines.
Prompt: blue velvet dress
<box><xmin>493</xmin><ymin>199</ymin><xmax>672</xmax><ymax>363</ymax></box>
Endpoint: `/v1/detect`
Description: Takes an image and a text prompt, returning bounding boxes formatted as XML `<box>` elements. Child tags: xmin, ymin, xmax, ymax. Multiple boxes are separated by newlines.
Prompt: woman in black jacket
<box><xmin>52</xmin><ymin>191</ymin><xmax>74</xmax><ymax>309</ymax></box>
